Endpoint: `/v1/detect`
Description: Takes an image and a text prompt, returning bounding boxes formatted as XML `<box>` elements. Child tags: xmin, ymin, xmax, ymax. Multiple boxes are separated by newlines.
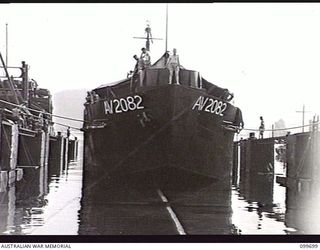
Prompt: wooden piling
<box><xmin>17</xmin><ymin>129</ymin><xmax>46</xmax><ymax>167</ymax></box>
<box><xmin>286</xmin><ymin>132</ymin><xmax>312</xmax><ymax>181</ymax></box>
<box><xmin>48</xmin><ymin>133</ymin><xmax>64</xmax><ymax>161</ymax></box>
<box><xmin>237</xmin><ymin>136</ymin><xmax>276</xmax><ymax>206</ymax></box>
<box><xmin>0</xmin><ymin>121</ymin><xmax>19</xmax><ymax>171</ymax></box>
<box><xmin>8</xmin><ymin>170</ymin><xmax>16</xmax><ymax>185</ymax></box>
<box><xmin>310</xmin><ymin>116</ymin><xmax>319</xmax><ymax>196</ymax></box>
<box><xmin>251</xmin><ymin>139</ymin><xmax>275</xmax><ymax>174</ymax></box>
<box><xmin>240</xmin><ymin>137</ymin><xmax>275</xmax><ymax>175</ymax></box>
<box><xmin>0</xmin><ymin>109</ymin><xmax>2</xmax><ymax>171</ymax></box>
<box><xmin>283</xmin><ymin>120</ymin><xmax>320</xmax><ymax>228</ymax></box>
<box><xmin>285</xmin><ymin>132</ymin><xmax>314</xmax><ymax>194</ymax></box>
<box><xmin>15</xmin><ymin>160</ymin><xmax>48</xmax><ymax>201</ymax></box>
<box><xmin>0</xmin><ymin>171</ymin><xmax>8</xmax><ymax>192</ymax></box>
<box><xmin>68</xmin><ymin>138</ymin><xmax>79</xmax><ymax>162</ymax></box>
<box><xmin>239</xmin><ymin>171</ymin><xmax>274</xmax><ymax>207</ymax></box>
<box><xmin>63</xmin><ymin>137</ymin><xmax>69</xmax><ymax>170</ymax></box>
<box><xmin>0</xmin><ymin>187</ymin><xmax>16</xmax><ymax>233</ymax></box>
<box><xmin>232</xmin><ymin>142</ymin><xmax>239</xmax><ymax>185</ymax></box>
<box><xmin>48</xmin><ymin>133</ymin><xmax>65</xmax><ymax>177</ymax></box>
<box><xmin>43</xmin><ymin>132</ymin><xmax>50</xmax><ymax>195</ymax></box>
<box><xmin>0</xmin><ymin>119</ymin><xmax>19</xmax><ymax>189</ymax></box>
<box><xmin>239</xmin><ymin>139</ymin><xmax>248</xmax><ymax>177</ymax></box>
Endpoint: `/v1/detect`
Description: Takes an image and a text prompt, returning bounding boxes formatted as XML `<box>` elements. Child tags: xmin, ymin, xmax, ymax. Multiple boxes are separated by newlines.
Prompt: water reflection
<box><xmin>0</xmin><ymin>186</ymin><xmax>16</xmax><ymax>234</ymax></box>
<box><xmin>78</xmin><ymin>180</ymin><xmax>234</xmax><ymax>235</ymax></box>
<box><xmin>78</xmin><ymin>185</ymin><xmax>179</xmax><ymax>235</ymax></box>
<box><xmin>0</xmin><ymin>142</ymin><xmax>82</xmax><ymax>235</ymax></box>
<box><xmin>28</xmin><ymin>162</ymin><xmax>82</xmax><ymax>235</ymax></box>
<box><xmin>231</xmin><ymin>167</ymin><xmax>288</xmax><ymax>234</ymax></box>
<box><xmin>230</xmin><ymin>156</ymin><xmax>320</xmax><ymax>234</ymax></box>
<box><xmin>285</xmin><ymin>181</ymin><xmax>320</xmax><ymax>234</ymax></box>
<box><xmin>0</xmin><ymin>139</ymin><xmax>319</xmax><ymax>235</ymax></box>
<box><xmin>163</xmin><ymin>184</ymin><xmax>235</xmax><ymax>235</ymax></box>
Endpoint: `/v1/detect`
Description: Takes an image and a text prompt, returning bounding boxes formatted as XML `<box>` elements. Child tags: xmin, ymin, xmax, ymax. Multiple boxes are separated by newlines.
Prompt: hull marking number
<box><xmin>104</xmin><ymin>95</ymin><xmax>144</xmax><ymax>114</ymax></box>
<box><xmin>192</xmin><ymin>96</ymin><xmax>227</xmax><ymax>116</ymax></box>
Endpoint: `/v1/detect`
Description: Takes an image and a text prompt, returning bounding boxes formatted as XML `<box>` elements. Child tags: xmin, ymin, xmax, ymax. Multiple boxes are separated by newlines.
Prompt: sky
<box><xmin>0</xmin><ymin>3</ymin><xmax>320</xmax><ymax>136</ymax></box>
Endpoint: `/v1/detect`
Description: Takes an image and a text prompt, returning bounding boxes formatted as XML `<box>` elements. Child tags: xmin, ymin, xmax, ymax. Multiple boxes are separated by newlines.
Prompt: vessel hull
<box><xmin>83</xmin><ymin>85</ymin><xmax>236</xmax><ymax>190</ymax></box>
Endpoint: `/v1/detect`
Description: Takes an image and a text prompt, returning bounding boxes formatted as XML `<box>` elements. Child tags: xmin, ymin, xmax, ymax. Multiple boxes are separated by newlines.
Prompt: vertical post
<box><xmin>232</xmin><ymin>142</ymin><xmax>239</xmax><ymax>186</ymax></box>
<box><xmin>310</xmin><ymin>115</ymin><xmax>316</xmax><ymax>195</ymax></box>
<box><xmin>5</xmin><ymin>23</ymin><xmax>8</xmax><ymax>66</ymax></box>
<box><xmin>165</xmin><ymin>4</ymin><xmax>168</xmax><ymax>52</ymax></box>
<box><xmin>0</xmin><ymin>51</ymin><xmax>19</xmax><ymax>104</ymax></box>
<box><xmin>315</xmin><ymin>116</ymin><xmax>319</xmax><ymax>195</ymax></box>
<box><xmin>302</xmin><ymin>104</ymin><xmax>305</xmax><ymax>133</ymax></box>
<box><xmin>296</xmin><ymin>104</ymin><xmax>310</xmax><ymax>133</ymax></box>
<box><xmin>0</xmin><ymin>109</ymin><xmax>2</xmax><ymax>170</ymax></box>
<box><xmin>21</xmin><ymin>61</ymin><xmax>29</xmax><ymax>103</ymax></box>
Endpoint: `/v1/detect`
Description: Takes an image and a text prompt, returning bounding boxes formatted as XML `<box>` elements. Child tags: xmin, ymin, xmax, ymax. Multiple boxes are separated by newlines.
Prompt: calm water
<box><xmin>0</xmin><ymin>139</ymin><xmax>319</xmax><ymax>235</ymax></box>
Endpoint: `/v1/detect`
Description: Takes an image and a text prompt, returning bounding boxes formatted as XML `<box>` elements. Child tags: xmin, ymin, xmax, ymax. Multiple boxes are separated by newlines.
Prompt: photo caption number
<box><xmin>300</xmin><ymin>244</ymin><xmax>318</xmax><ymax>248</ymax></box>
<box><xmin>104</xmin><ymin>95</ymin><xmax>144</xmax><ymax>115</ymax></box>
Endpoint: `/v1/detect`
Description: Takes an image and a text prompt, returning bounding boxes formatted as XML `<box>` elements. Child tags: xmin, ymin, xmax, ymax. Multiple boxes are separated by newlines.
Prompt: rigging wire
<box><xmin>0</xmin><ymin>99</ymin><xmax>319</xmax><ymax>133</ymax></box>
<box><xmin>240</xmin><ymin>122</ymin><xmax>318</xmax><ymax>132</ymax></box>
<box><xmin>0</xmin><ymin>101</ymin><xmax>83</xmax><ymax>131</ymax></box>
<box><xmin>0</xmin><ymin>99</ymin><xmax>86</xmax><ymax>122</ymax></box>
<box><xmin>53</xmin><ymin>121</ymin><xmax>82</xmax><ymax>131</ymax></box>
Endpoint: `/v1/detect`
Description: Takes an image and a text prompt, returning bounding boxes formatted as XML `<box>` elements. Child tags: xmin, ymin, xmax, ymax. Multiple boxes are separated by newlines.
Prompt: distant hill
<box><xmin>52</xmin><ymin>88</ymin><xmax>88</xmax><ymax>134</ymax></box>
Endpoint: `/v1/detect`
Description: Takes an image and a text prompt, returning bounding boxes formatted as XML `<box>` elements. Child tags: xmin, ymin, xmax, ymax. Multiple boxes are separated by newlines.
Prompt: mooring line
<box><xmin>157</xmin><ymin>189</ymin><xmax>186</xmax><ymax>235</ymax></box>
<box><xmin>0</xmin><ymin>99</ymin><xmax>86</xmax><ymax>122</ymax></box>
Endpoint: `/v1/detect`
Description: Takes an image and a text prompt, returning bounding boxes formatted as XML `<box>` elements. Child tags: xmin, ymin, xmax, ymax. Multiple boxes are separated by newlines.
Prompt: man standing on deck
<box><xmin>133</xmin><ymin>55</ymin><xmax>145</xmax><ymax>74</ymax></box>
<box><xmin>259</xmin><ymin>116</ymin><xmax>265</xmax><ymax>139</ymax></box>
<box><xmin>140</xmin><ymin>47</ymin><xmax>151</xmax><ymax>68</ymax></box>
<box><xmin>166</xmin><ymin>48</ymin><xmax>181</xmax><ymax>85</ymax></box>
<box><xmin>133</xmin><ymin>54</ymin><xmax>146</xmax><ymax>87</ymax></box>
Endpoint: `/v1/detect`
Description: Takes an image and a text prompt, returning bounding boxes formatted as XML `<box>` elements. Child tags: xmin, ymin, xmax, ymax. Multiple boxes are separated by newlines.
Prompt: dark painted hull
<box><xmin>83</xmin><ymin>84</ymin><xmax>239</xmax><ymax>190</ymax></box>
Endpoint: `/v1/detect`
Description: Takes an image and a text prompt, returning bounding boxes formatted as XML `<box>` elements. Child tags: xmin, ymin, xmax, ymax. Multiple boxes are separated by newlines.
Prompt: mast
<box><xmin>0</xmin><ymin>51</ymin><xmax>20</xmax><ymax>104</ymax></box>
<box><xmin>6</xmin><ymin>23</ymin><xmax>8</xmax><ymax>66</ymax></box>
<box><xmin>133</xmin><ymin>21</ymin><xmax>162</xmax><ymax>52</ymax></box>
<box><xmin>296</xmin><ymin>104</ymin><xmax>311</xmax><ymax>133</ymax></box>
<box><xmin>165</xmin><ymin>4</ymin><xmax>168</xmax><ymax>52</ymax></box>
<box><xmin>145</xmin><ymin>22</ymin><xmax>152</xmax><ymax>52</ymax></box>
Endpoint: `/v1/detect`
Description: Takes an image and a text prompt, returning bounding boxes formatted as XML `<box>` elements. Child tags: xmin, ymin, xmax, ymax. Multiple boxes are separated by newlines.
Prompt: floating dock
<box><xmin>233</xmin><ymin>128</ymin><xmax>319</xmax><ymax>190</ymax></box>
<box><xmin>0</xmin><ymin>110</ymin><xmax>79</xmax><ymax>193</ymax></box>
<box><xmin>233</xmin><ymin>123</ymin><xmax>320</xmax><ymax>233</ymax></box>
